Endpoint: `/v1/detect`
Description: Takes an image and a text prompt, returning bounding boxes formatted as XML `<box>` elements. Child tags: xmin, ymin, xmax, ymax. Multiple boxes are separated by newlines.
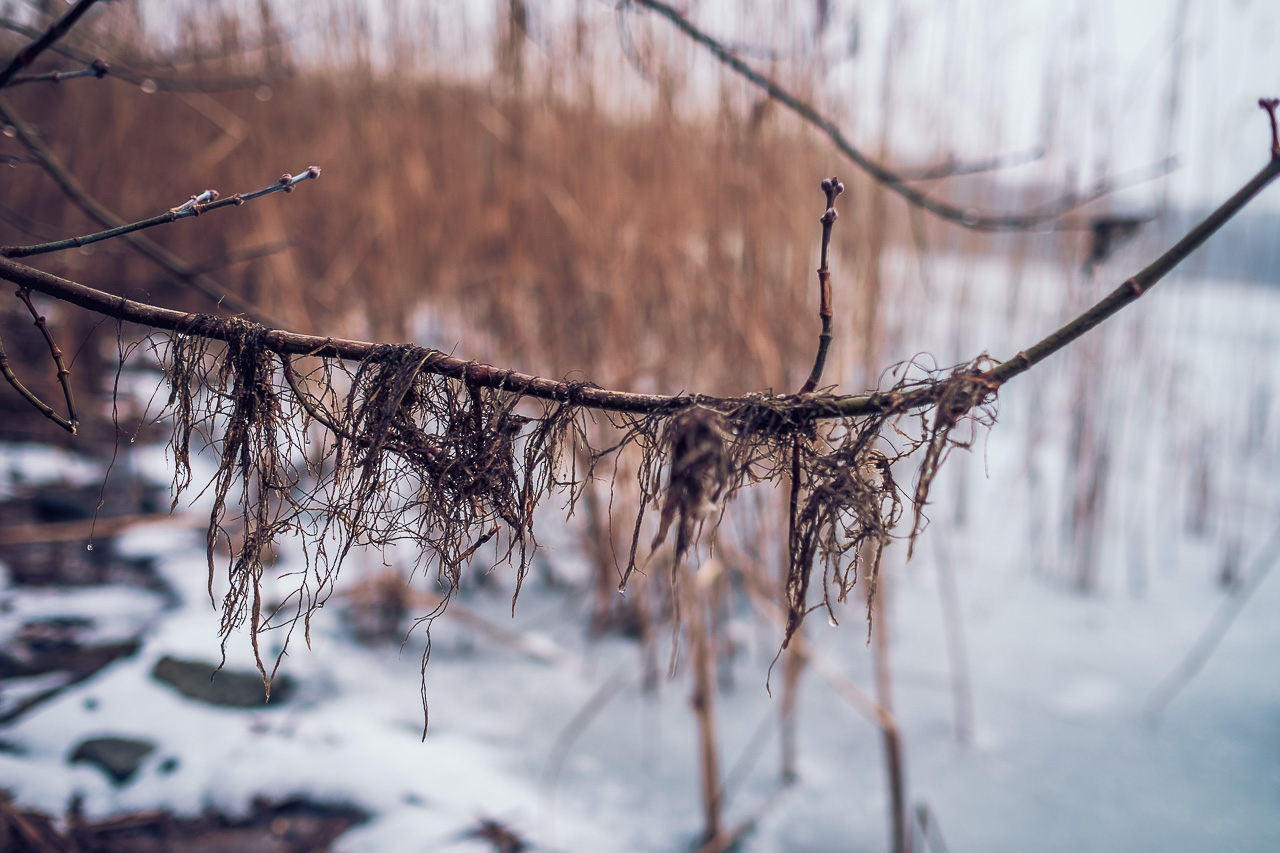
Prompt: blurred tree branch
<box><xmin>632</xmin><ymin>0</ymin><xmax>1176</xmax><ymax>232</ymax></box>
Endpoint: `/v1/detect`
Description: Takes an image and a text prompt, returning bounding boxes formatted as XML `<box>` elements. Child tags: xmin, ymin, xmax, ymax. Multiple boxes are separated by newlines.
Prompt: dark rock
<box><xmin>69</xmin><ymin>736</ymin><xmax>155</xmax><ymax>785</ymax></box>
<box><xmin>151</xmin><ymin>656</ymin><xmax>295</xmax><ymax>708</ymax></box>
<box><xmin>6</xmin><ymin>793</ymin><xmax>370</xmax><ymax>851</ymax></box>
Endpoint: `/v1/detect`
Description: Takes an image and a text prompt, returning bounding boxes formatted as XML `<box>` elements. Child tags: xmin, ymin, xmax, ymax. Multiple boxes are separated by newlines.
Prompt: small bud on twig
<box><xmin>821</xmin><ymin>207</ymin><xmax>838</xmax><ymax>225</ymax></box>
<box><xmin>1260</xmin><ymin>98</ymin><xmax>1280</xmax><ymax>157</ymax></box>
<box><xmin>821</xmin><ymin>175</ymin><xmax>844</xmax><ymax>208</ymax></box>
<box><xmin>91</xmin><ymin>58</ymin><xmax>108</xmax><ymax>78</ymax></box>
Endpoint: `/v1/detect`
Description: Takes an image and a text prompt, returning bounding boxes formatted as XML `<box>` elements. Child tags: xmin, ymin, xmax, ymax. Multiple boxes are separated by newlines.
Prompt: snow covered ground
<box><xmin>1</xmin><ymin>260</ymin><xmax>1278</xmax><ymax>852</ymax></box>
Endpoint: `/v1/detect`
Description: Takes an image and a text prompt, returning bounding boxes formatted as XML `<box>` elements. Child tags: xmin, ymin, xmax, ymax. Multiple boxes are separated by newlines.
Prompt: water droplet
<box><xmin>129</xmin><ymin>436</ymin><xmax>136</xmax><ymax>443</ymax></box>
<box><xmin>140</xmin><ymin>78</ymin><xmax>157</xmax><ymax>95</ymax></box>
<box><xmin>255</xmin><ymin>85</ymin><xmax>273</xmax><ymax>102</ymax></box>
<box><xmin>86</xmin><ymin>543</ymin><xmax>94</xmax><ymax>551</ymax></box>
<box><xmin>828</xmin><ymin>614</ymin><xmax>838</xmax><ymax>627</ymax></box>
<box><xmin>2</xmin><ymin>125</ymin><xmax>14</xmax><ymax>138</ymax></box>
<box><xmin>961</xmin><ymin>208</ymin><xmax>980</xmax><ymax>226</ymax></box>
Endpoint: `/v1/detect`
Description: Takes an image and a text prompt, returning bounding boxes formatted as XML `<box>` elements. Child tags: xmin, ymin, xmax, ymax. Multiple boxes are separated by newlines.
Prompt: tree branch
<box><xmin>0</xmin><ymin>96</ymin><xmax>281</xmax><ymax>324</ymax></box>
<box><xmin>633</xmin><ymin>0</ymin><xmax>1165</xmax><ymax>231</ymax></box>
<box><xmin>0</xmin><ymin>115</ymin><xmax>1276</xmax><ymax>427</ymax></box>
<box><xmin>989</xmin><ymin>128</ymin><xmax>1280</xmax><ymax>386</ymax></box>
<box><xmin>13</xmin><ymin>286</ymin><xmax>78</xmax><ymax>432</ymax></box>
<box><xmin>0</xmin><ymin>0</ymin><xmax>102</xmax><ymax>89</ymax></box>
<box><xmin>7</xmin><ymin>58</ymin><xmax>108</xmax><ymax>87</ymax></box>
<box><xmin>1</xmin><ymin>168</ymin><xmax>320</xmax><ymax>259</ymax></box>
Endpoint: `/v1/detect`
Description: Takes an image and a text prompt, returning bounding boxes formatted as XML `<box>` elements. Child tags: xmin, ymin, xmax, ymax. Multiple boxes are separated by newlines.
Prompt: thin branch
<box><xmin>0</xmin><ymin>19</ymin><xmax>284</xmax><ymax>93</ymax></box>
<box><xmin>1144</xmin><ymin>523</ymin><xmax>1280</xmax><ymax>722</ymax></box>
<box><xmin>0</xmin><ymin>0</ymin><xmax>102</xmax><ymax>89</ymax></box>
<box><xmin>787</xmin><ymin>176</ymin><xmax>843</xmax><ymax>665</ymax></box>
<box><xmin>0</xmin><ymin>332</ymin><xmax>74</xmax><ymax>433</ymax></box>
<box><xmin>1</xmin><ymin>168</ymin><xmax>320</xmax><ymax>259</ymax></box>
<box><xmin>799</xmin><ymin>176</ymin><xmax>842</xmax><ymax>395</ymax></box>
<box><xmin>988</xmin><ymin>130</ymin><xmax>1280</xmax><ymax>386</ymax></box>
<box><xmin>0</xmin><ymin>96</ymin><xmax>282</xmax><ymax>324</ymax></box>
<box><xmin>0</xmin><ymin>253</ymin><xmax>912</xmax><ymax>422</ymax></box>
<box><xmin>633</xmin><ymin>0</ymin><xmax>1161</xmax><ymax>231</ymax></box>
<box><xmin>895</xmin><ymin>146</ymin><xmax>1045</xmax><ymax>182</ymax></box>
<box><xmin>14</xmin><ymin>286</ymin><xmax>77</xmax><ymax>431</ymax></box>
<box><xmin>7</xmin><ymin>58</ymin><xmax>107</xmax><ymax>87</ymax></box>
<box><xmin>187</xmin><ymin>240</ymin><xmax>293</xmax><ymax>276</ymax></box>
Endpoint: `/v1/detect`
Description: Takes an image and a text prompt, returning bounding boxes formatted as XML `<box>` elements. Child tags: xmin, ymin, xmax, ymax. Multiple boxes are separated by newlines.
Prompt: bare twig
<box><xmin>539</xmin><ymin>668</ymin><xmax>630</xmax><ymax>815</ymax></box>
<box><xmin>0</xmin><ymin>329</ymin><xmax>74</xmax><ymax>432</ymax></box>
<box><xmin>633</xmin><ymin>0</ymin><xmax>1168</xmax><ymax>231</ymax></box>
<box><xmin>895</xmin><ymin>146</ymin><xmax>1045</xmax><ymax>182</ymax></box>
<box><xmin>1144</xmin><ymin>523</ymin><xmax>1280</xmax><ymax>722</ymax></box>
<box><xmin>988</xmin><ymin>102</ymin><xmax>1280</xmax><ymax>387</ymax></box>
<box><xmin>799</xmin><ymin>176</ymin><xmax>842</xmax><ymax>396</ymax></box>
<box><xmin>1</xmin><ymin>168</ymin><xmax>320</xmax><ymax>259</ymax></box>
<box><xmin>0</xmin><ymin>0</ymin><xmax>102</xmax><ymax>89</ymax></box>
<box><xmin>0</xmin><ymin>18</ymin><xmax>284</xmax><ymax>93</ymax></box>
<box><xmin>13</xmin><ymin>286</ymin><xmax>77</xmax><ymax>431</ymax></box>
<box><xmin>7</xmin><ymin>58</ymin><xmax>107</xmax><ymax>86</ymax></box>
<box><xmin>187</xmin><ymin>240</ymin><xmax>292</xmax><ymax>276</ymax></box>
<box><xmin>0</xmin><ymin>97</ymin><xmax>281</xmax><ymax>324</ymax></box>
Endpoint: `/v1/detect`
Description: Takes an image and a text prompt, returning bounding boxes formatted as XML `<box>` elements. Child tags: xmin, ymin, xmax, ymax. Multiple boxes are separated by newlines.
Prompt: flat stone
<box><xmin>150</xmin><ymin>655</ymin><xmax>294</xmax><ymax>708</ymax></box>
<box><xmin>69</xmin><ymin>736</ymin><xmax>155</xmax><ymax>785</ymax></box>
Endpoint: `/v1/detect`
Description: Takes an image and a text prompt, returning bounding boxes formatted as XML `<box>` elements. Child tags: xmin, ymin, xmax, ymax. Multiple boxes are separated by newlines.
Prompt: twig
<box><xmin>0</xmin><ymin>19</ymin><xmax>285</xmax><ymax>94</ymax></box>
<box><xmin>799</xmin><ymin>177</ymin><xmax>842</xmax><ymax>395</ymax></box>
<box><xmin>187</xmin><ymin>240</ymin><xmax>292</xmax><ymax>276</ymax></box>
<box><xmin>7</xmin><ymin>58</ymin><xmax>108</xmax><ymax>86</ymax></box>
<box><xmin>778</xmin><ymin>176</ymin><xmax>844</xmax><ymax>784</ymax></box>
<box><xmin>895</xmin><ymin>146</ymin><xmax>1045</xmax><ymax>182</ymax></box>
<box><xmin>0</xmin><ymin>329</ymin><xmax>74</xmax><ymax>432</ymax></box>
<box><xmin>0</xmin><ymin>96</ymin><xmax>281</xmax><ymax>324</ymax></box>
<box><xmin>633</xmin><ymin>0</ymin><xmax>1160</xmax><ymax>232</ymax></box>
<box><xmin>915</xmin><ymin>802</ymin><xmax>952</xmax><ymax>853</ymax></box>
<box><xmin>13</xmin><ymin>286</ymin><xmax>77</xmax><ymax>431</ymax></box>
<box><xmin>1144</xmin><ymin>523</ymin><xmax>1280</xmax><ymax>722</ymax></box>
<box><xmin>0</xmin><ymin>0</ymin><xmax>102</xmax><ymax>89</ymax></box>
<box><xmin>539</xmin><ymin>668</ymin><xmax>630</xmax><ymax>814</ymax></box>
<box><xmin>988</xmin><ymin>100</ymin><xmax>1280</xmax><ymax>387</ymax></box>
<box><xmin>1</xmin><ymin>168</ymin><xmax>320</xmax><ymax>259</ymax></box>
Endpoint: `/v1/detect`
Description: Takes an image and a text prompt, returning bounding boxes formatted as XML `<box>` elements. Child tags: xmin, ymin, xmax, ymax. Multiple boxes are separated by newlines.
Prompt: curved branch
<box><xmin>989</xmin><ymin>149</ymin><xmax>1280</xmax><ymax>386</ymax></box>
<box><xmin>634</xmin><ymin>0</ymin><xmax>1164</xmax><ymax>231</ymax></box>
<box><xmin>0</xmin><ymin>113</ymin><xmax>1275</xmax><ymax>428</ymax></box>
<box><xmin>0</xmin><ymin>254</ymin><xmax>918</xmax><ymax>420</ymax></box>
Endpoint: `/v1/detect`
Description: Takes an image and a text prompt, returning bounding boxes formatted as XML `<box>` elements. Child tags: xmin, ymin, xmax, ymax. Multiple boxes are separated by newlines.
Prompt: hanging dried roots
<box><xmin>157</xmin><ymin>319</ymin><xmax>998</xmax><ymax>689</ymax></box>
